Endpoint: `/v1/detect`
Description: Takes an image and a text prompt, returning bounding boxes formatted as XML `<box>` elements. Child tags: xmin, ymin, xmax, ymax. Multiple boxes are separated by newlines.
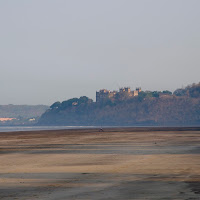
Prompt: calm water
<box><xmin>0</xmin><ymin>125</ymin><xmax>163</xmax><ymax>132</ymax></box>
<box><xmin>0</xmin><ymin>126</ymin><xmax>99</xmax><ymax>132</ymax></box>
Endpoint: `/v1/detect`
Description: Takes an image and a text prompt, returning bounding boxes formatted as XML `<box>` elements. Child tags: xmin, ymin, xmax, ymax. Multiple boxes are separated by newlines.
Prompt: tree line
<box><xmin>38</xmin><ymin>83</ymin><xmax>200</xmax><ymax>126</ymax></box>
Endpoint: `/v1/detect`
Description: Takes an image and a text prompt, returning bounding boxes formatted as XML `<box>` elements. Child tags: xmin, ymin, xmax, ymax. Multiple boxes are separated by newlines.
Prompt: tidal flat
<box><xmin>0</xmin><ymin>127</ymin><xmax>200</xmax><ymax>199</ymax></box>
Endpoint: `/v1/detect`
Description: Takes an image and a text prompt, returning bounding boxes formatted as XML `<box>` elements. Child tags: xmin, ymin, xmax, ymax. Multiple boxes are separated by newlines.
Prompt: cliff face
<box><xmin>38</xmin><ymin>89</ymin><xmax>200</xmax><ymax>126</ymax></box>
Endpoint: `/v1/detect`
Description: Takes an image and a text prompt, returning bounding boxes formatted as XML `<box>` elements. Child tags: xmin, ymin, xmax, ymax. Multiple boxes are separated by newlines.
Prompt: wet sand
<box><xmin>0</xmin><ymin>127</ymin><xmax>200</xmax><ymax>199</ymax></box>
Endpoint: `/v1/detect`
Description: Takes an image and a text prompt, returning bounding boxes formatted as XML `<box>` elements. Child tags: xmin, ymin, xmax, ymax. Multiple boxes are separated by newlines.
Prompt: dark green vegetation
<box><xmin>0</xmin><ymin>105</ymin><xmax>49</xmax><ymax>126</ymax></box>
<box><xmin>38</xmin><ymin>83</ymin><xmax>200</xmax><ymax>126</ymax></box>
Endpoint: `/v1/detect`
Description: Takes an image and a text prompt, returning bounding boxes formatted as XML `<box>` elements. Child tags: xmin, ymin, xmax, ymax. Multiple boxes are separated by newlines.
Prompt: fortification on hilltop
<box><xmin>96</xmin><ymin>87</ymin><xmax>141</xmax><ymax>103</ymax></box>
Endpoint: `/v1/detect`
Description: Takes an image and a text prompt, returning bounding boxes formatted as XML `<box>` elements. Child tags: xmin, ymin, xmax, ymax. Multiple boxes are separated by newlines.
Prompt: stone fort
<box><xmin>96</xmin><ymin>87</ymin><xmax>141</xmax><ymax>103</ymax></box>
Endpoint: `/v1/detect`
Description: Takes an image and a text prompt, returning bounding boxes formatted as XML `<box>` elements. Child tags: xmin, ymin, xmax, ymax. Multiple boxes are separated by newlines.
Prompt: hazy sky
<box><xmin>0</xmin><ymin>0</ymin><xmax>200</xmax><ymax>105</ymax></box>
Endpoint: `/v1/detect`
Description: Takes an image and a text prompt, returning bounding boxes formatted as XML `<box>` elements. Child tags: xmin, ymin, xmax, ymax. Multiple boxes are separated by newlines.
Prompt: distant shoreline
<box><xmin>0</xmin><ymin>125</ymin><xmax>200</xmax><ymax>133</ymax></box>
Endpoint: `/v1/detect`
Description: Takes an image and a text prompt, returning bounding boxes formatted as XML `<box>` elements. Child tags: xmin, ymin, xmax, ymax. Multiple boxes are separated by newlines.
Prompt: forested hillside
<box><xmin>38</xmin><ymin>83</ymin><xmax>200</xmax><ymax>126</ymax></box>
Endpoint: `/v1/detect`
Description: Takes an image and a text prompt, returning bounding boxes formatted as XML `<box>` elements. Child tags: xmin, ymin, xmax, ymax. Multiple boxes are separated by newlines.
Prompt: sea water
<box><xmin>0</xmin><ymin>126</ymin><xmax>98</xmax><ymax>132</ymax></box>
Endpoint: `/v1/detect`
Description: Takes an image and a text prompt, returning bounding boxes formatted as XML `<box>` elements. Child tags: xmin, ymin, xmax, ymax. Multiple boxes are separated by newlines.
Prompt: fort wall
<box><xmin>96</xmin><ymin>87</ymin><xmax>141</xmax><ymax>102</ymax></box>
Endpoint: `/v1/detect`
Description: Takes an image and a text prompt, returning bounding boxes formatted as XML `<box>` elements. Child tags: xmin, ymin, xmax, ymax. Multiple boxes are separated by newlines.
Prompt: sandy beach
<box><xmin>0</xmin><ymin>127</ymin><xmax>200</xmax><ymax>199</ymax></box>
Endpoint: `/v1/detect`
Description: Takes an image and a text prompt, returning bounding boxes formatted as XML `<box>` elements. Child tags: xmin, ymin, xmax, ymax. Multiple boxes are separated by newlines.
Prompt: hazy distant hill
<box><xmin>38</xmin><ymin>83</ymin><xmax>200</xmax><ymax>126</ymax></box>
<box><xmin>0</xmin><ymin>105</ymin><xmax>49</xmax><ymax>118</ymax></box>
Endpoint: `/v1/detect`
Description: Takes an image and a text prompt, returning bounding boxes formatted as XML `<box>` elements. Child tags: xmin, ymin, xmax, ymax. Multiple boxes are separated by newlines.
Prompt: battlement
<box><xmin>96</xmin><ymin>87</ymin><xmax>141</xmax><ymax>103</ymax></box>
<box><xmin>136</xmin><ymin>87</ymin><xmax>142</xmax><ymax>92</ymax></box>
<box><xmin>119</xmin><ymin>87</ymin><xmax>131</xmax><ymax>93</ymax></box>
<box><xmin>96</xmin><ymin>89</ymin><xmax>115</xmax><ymax>103</ymax></box>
